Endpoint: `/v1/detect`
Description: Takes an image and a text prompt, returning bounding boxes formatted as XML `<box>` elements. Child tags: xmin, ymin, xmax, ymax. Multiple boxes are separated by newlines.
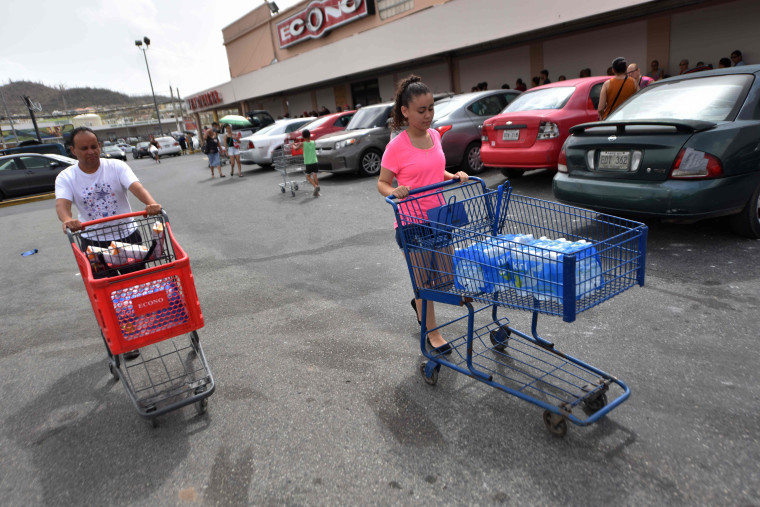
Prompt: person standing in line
<box><xmin>678</xmin><ymin>59</ymin><xmax>690</xmax><ymax>75</ymax></box>
<box><xmin>377</xmin><ymin>75</ymin><xmax>469</xmax><ymax>355</ymax></box>
<box><xmin>223</xmin><ymin>124</ymin><xmax>243</xmax><ymax>177</ymax></box>
<box><xmin>627</xmin><ymin>63</ymin><xmax>653</xmax><ymax>89</ymax></box>
<box><xmin>646</xmin><ymin>60</ymin><xmax>664</xmax><ymax>81</ymax></box>
<box><xmin>539</xmin><ymin>69</ymin><xmax>551</xmax><ymax>85</ymax></box>
<box><xmin>178</xmin><ymin>133</ymin><xmax>187</xmax><ymax>155</ymax></box>
<box><xmin>731</xmin><ymin>50</ymin><xmax>746</xmax><ymax>66</ymax></box>
<box><xmin>293</xmin><ymin>129</ymin><xmax>320</xmax><ymax>196</ymax></box>
<box><xmin>598</xmin><ymin>57</ymin><xmax>639</xmax><ymax>120</ymax></box>
<box><xmin>55</xmin><ymin>127</ymin><xmax>162</xmax><ymax>360</ymax></box>
<box><xmin>205</xmin><ymin>128</ymin><xmax>223</xmax><ymax>178</ymax></box>
<box><xmin>515</xmin><ymin>78</ymin><xmax>527</xmax><ymax>91</ymax></box>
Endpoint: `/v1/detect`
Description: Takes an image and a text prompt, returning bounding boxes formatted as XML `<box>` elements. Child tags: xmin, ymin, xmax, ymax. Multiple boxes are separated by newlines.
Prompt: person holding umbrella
<box><xmin>223</xmin><ymin>124</ymin><xmax>243</xmax><ymax>177</ymax></box>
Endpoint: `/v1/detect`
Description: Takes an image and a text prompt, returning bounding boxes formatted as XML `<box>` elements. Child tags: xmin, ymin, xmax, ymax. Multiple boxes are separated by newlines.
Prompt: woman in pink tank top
<box><xmin>378</xmin><ymin>75</ymin><xmax>469</xmax><ymax>354</ymax></box>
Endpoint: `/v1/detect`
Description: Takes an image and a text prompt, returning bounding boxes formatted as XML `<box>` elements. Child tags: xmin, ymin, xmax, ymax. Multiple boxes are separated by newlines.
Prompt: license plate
<box><xmin>501</xmin><ymin>129</ymin><xmax>519</xmax><ymax>141</ymax></box>
<box><xmin>598</xmin><ymin>151</ymin><xmax>630</xmax><ymax>171</ymax></box>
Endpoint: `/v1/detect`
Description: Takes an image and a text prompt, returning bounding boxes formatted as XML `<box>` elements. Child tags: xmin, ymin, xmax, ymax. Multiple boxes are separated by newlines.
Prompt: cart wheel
<box><xmin>489</xmin><ymin>326</ymin><xmax>511</xmax><ymax>352</ymax></box>
<box><xmin>294</xmin><ymin>183</ymin><xmax>299</xmax><ymax>190</ymax></box>
<box><xmin>543</xmin><ymin>410</ymin><xmax>568</xmax><ymax>437</ymax></box>
<box><xmin>108</xmin><ymin>362</ymin><xmax>119</xmax><ymax>381</ymax></box>
<box><xmin>195</xmin><ymin>397</ymin><xmax>209</xmax><ymax>415</ymax></box>
<box><xmin>150</xmin><ymin>418</ymin><xmax>159</xmax><ymax>428</ymax></box>
<box><xmin>280</xmin><ymin>187</ymin><xmax>286</xmax><ymax>193</ymax></box>
<box><xmin>583</xmin><ymin>393</ymin><xmax>608</xmax><ymax>413</ymax></box>
<box><xmin>420</xmin><ymin>361</ymin><xmax>439</xmax><ymax>386</ymax></box>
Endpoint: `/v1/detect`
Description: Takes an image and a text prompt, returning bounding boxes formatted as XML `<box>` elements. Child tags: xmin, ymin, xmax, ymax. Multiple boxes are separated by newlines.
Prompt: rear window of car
<box><xmin>503</xmin><ymin>87</ymin><xmax>576</xmax><ymax>112</ymax></box>
<box><xmin>347</xmin><ymin>106</ymin><xmax>391</xmax><ymax>129</ymax></box>
<box><xmin>607</xmin><ymin>74</ymin><xmax>753</xmax><ymax>122</ymax></box>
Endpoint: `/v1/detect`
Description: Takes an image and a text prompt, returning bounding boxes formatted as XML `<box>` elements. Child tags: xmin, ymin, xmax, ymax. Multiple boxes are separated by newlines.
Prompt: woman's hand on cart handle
<box><xmin>145</xmin><ymin>203</ymin><xmax>162</xmax><ymax>215</ymax></box>
<box><xmin>450</xmin><ymin>171</ymin><xmax>469</xmax><ymax>182</ymax></box>
<box><xmin>390</xmin><ymin>186</ymin><xmax>411</xmax><ymax>199</ymax></box>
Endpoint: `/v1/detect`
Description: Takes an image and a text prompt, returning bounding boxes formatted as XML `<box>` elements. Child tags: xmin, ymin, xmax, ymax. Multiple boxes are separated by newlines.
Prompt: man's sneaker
<box><xmin>315</xmin><ymin>186</ymin><xmax>320</xmax><ymax>192</ymax></box>
<box><xmin>124</xmin><ymin>349</ymin><xmax>140</xmax><ymax>361</ymax></box>
<box><xmin>313</xmin><ymin>188</ymin><xmax>319</xmax><ymax>197</ymax></box>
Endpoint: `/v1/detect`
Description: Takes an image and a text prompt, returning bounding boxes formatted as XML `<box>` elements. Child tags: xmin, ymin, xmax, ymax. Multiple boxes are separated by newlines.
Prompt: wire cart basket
<box><xmin>273</xmin><ymin>148</ymin><xmax>308</xmax><ymax>197</ymax></box>
<box><xmin>386</xmin><ymin>177</ymin><xmax>648</xmax><ymax>437</ymax></box>
<box><xmin>67</xmin><ymin>210</ymin><xmax>214</xmax><ymax>423</ymax></box>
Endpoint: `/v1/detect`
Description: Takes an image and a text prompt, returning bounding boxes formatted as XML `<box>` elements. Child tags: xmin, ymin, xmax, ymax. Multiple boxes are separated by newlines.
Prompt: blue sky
<box><xmin>1</xmin><ymin>0</ymin><xmax>302</xmax><ymax>98</ymax></box>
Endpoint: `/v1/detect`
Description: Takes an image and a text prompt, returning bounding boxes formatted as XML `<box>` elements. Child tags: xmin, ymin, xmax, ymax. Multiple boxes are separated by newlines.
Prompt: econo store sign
<box><xmin>277</xmin><ymin>0</ymin><xmax>371</xmax><ymax>49</ymax></box>
<box><xmin>188</xmin><ymin>90</ymin><xmax>222</xmax><ymax>111</ymax></box>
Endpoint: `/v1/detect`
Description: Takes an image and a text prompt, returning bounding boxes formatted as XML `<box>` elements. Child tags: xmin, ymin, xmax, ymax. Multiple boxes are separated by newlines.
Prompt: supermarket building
<box><xmin>186</xmin><ymin>0</ymin><xmax>759</xmax><ymax>126</ymax></box>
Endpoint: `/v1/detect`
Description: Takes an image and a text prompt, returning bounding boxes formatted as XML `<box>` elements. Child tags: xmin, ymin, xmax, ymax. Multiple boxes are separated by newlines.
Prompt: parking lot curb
<box><xmin>0</xmin><ymin>193</ymin><xmax>55</xmax><ymax>208</ymax></box>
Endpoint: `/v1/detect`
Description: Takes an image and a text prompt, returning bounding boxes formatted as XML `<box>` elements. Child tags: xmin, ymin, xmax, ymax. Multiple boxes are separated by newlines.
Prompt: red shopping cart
<box><xmin>67</xmin><ymin>210</ymin><xmax>214</xmax><ymax>423</ymax></box>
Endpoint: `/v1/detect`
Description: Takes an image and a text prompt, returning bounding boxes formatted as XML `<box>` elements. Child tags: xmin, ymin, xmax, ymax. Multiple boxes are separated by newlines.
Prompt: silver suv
<box><xmin>314</xmin><ymin>102</ymin><xmax>393</xmax><ymax>176</ymax></box>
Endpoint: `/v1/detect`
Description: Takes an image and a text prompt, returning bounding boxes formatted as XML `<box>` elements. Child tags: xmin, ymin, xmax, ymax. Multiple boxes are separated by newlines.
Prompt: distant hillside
<box><xmin>0</xmin><ymin>80</ymin><xmax>171</xmax><ymax>116</ymax></box>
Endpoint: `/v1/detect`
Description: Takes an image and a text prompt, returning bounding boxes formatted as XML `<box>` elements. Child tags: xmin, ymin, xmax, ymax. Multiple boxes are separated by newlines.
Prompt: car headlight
<box><xmin>335</xmin><ymin>138</ymin><xmax>357</xmax><ymax>150</ymax></box>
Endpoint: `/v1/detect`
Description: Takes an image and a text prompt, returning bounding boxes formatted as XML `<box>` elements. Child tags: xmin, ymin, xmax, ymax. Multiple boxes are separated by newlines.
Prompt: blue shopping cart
<box><xmin>386</xmin><ymin>177</ymin><xmax>648</xmax><ymax>436</ymax></box>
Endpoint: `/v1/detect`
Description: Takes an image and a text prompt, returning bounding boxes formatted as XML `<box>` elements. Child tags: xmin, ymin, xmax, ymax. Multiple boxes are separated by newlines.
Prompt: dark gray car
<box><xmin>314</xmin><ymin>102</ymin><xmax>393</xmax><ymax>176</ymax></box>
<box><xmin>0</xmin><ymin>153</ymin><xmax>76</xmax><ymax>200</ymax></box>
<box><xmin>432</xmin><ymin>89</ymin><xmax>521</xmax><ymax>173</ymax></box>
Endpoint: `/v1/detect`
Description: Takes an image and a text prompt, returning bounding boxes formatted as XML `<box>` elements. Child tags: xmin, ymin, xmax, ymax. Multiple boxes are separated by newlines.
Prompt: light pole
<box><xmin>135</xmin><ymin>36</ymin><xmax>164</xmax><ymax>136</ymax></box>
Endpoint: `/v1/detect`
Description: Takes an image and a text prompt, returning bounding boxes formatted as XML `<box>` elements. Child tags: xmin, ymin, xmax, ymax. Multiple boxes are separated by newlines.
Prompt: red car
<box><xmin>285</xmin><ymin>110</ymin><xmax>355</xmax><ymax>154</ymax></box>
<box><xmin>480</xmin><ymin>76</ymin><xmax>609</xmax><ymax>178</ymax></box>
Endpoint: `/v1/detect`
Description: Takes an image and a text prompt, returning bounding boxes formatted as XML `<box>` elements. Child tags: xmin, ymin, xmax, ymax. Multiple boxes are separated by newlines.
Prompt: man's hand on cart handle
<box><xmin>145</xmin><ymin>203</ymin><xmax>162</xmax><ymax>215</ymax></box>
<box><xmin>390</xmin><ymin>186</ymin><xmax>411</xmax><ymax>199</ymax></box>
<box><xmin>62</xmin><ymin>218</ymin><xmax>82</xmax><ymax>233</ymax></box>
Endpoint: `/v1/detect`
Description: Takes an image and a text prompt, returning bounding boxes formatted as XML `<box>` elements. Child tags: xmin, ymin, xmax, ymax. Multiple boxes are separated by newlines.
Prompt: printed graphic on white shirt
<box><xmin>82</xmin><ymin>183</ymin><xmax>120</xmax><ymax>220</ymax></box>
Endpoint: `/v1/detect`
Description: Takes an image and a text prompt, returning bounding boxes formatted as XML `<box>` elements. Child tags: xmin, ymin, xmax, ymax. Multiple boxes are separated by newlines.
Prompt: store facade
<box><xmin>187</xmin><ymin>0</ymin><xmax>759</xmax><ymax>126</ymax></box>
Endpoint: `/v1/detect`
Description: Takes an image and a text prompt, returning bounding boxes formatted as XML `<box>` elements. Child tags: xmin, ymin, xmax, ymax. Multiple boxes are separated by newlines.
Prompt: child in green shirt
<box><xmin>295</xmin><ymin>129</ymin><xmax>320</xmax><ymax>197</ymax></box>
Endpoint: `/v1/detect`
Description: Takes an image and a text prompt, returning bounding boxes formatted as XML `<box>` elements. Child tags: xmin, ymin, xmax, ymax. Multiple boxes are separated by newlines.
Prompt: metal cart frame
<box><xmin>273</xmin><ymin>149</ymin><xmax>308</xmax><ymax>197</ymax></box>
<box><xmin>67</xmin><ymin>210</ymin><xmax>214</xmax><ymax>423</ymax></box>
<box><xmin>386</xmin><ymin>177</ymin><xmax>647</xmax><ymax>436</ymax></box>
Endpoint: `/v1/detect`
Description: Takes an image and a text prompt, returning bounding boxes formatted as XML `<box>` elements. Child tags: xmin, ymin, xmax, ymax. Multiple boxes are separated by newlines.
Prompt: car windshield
<box><xmin>347</xmin><ymin>106</ymin><xmax>390</xmax><ymax>129</ymax></box>
<box><xmin>103</xmin><ymin>146</ymin><xmax>120</xmax><ymax>152</ymax></box>
<box><xmin>254</xmin><ymin>124</ymin><xmax>277</xmax><ymax>136</ymax></box>
<box><xmin>503</xmin><ymin>87</ymin><xmax>575</xmax><ymax>112</ymax></box>
<box><xmin>433</xmin><ymin>96</ymin><xmax>470</xmax><ymax>120</ymax></box>
<box><xmin>137</xmin><ymin>142</ymin><xmax>150</xmax><ymax>148</ymax></box>
<box><xmin>608</xmin><ymin>74</ymin><xmax>752</xmax><ymax>122</ymax></box>
<box><xmin>300</xmin><ymin>115</ymin><xmax>332</xmax><ymax>130</ymax></box>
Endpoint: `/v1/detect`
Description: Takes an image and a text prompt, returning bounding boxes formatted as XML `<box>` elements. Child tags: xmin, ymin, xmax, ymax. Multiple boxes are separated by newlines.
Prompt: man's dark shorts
<box><xmin>304</xmin><ymin>163</ymin><xmax>319</xmax><ymax>174</ymax></box>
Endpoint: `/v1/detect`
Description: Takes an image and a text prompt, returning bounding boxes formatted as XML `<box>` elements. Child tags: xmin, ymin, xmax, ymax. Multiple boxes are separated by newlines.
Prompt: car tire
<box><xmin>730</xmin><ymin>182</ymin><xmax>760</xmax><ymax>238</ymax></box>
<box><xmin>132</xmin><ymin>151</ymin><xmax>138</xmax><ymax>160</ymax></box>
<box><xmin>461</xmin><ymin>142</ymin><xmax>484</xmax><ymax>174</ymax></box>
<box><xmin>499</xmin><ymin>168</ymin><xmax>524</xmax><ymax>179</ymax></box>
<box><xmin>358</xmin><ymin>149</ymin><xmax>382</xmax><ymax>177</ymax></box>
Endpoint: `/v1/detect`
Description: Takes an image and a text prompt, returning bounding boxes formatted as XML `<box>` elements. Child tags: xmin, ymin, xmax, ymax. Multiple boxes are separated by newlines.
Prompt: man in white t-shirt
<box><xmin>55</xmin><ymin>127</ymin><xmax>161</xmax><ymax>238</ymax></box>
<box><xmin>56</xmin><ymin>127</ymin><xmax>162</xmax><ymax>360</ymax></box>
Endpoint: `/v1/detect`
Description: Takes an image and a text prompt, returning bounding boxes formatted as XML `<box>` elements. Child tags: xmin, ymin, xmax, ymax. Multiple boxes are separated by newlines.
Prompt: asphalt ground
<box><xmin>1</xmin><ymin>152</ymin><xmax>759</xmax><ymax>505</ymax></box>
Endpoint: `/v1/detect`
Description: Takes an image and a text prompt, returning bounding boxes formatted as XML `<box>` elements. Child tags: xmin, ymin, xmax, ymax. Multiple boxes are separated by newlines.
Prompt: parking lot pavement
<box><xmin>1</xmin><ymin>153</ymin><xmax>759</xmax><ymax>505</ymax></box>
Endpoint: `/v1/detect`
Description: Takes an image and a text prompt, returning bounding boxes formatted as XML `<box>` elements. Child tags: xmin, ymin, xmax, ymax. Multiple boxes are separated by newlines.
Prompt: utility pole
<box><xmin>176</xmin><ymin>88</ymin><xmax>185</xmax><ymax>131</ymax></box>
<box><xmin>22</xmin><ymin>95</ymin><xmax>43</xmax><ymax>143</ymax></box>
<box><xmin>1</xmin><ymin>88</ymin><xmax>19</xmax><ymax>147</ymax></box>
<box><xmin>170</xmin><ymin>86</ymin><xmax>180</xmax><ymax>132</ymax></box>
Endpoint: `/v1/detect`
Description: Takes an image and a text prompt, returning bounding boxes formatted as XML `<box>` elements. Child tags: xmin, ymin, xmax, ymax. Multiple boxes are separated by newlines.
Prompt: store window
<box><xmin>351</xmin><ymin>79</ymin><xmax>382</xmax><ymax>108</ymax></box>
<box><xmin>378</xmin><ymin>0</ymin><xmax>414</xmax><ymax>20</ymax></box>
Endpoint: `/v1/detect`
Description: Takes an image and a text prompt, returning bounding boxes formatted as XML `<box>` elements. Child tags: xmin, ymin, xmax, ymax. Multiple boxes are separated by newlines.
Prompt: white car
<box><xmin>239</xmin><ymin>117</ymin><xmax>314</xmax><ymax>167</ymax></box>
<box><xmin>155</xmin><ymin>136</ymin><xmax>181</xmax><ymax>158</ymax></box>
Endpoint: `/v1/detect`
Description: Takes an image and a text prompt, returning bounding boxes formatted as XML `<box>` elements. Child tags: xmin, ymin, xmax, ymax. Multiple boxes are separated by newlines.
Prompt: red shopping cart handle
<box><xmin>385</xmin><ymin>176</ymin><xmax>484</xmax><ymax>204</ymax></box>
<box><xmin>79</xmin><ymin>209</ymin><xmax>166</xmax><ymax>230</ymax></box>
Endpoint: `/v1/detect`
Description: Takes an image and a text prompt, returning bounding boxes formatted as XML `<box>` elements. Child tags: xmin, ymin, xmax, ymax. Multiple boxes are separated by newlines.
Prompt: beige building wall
<box><xmin>458</xmin><ymin>46</ymin><xmax>531</xmax><ymax>92</ymax></box>
<box><xmin>669</xmin><ymin>0</ymin><xmax>759</xmax><ymax>76</ymax></box>
<box><xmin>543</xmin><ymin>21</ymin><xmax>647</xmax><ymax>79</ymax></box>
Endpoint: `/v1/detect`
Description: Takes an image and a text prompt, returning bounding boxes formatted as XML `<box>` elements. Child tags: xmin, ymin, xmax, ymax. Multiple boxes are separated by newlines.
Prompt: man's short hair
<box><xmin>540</xmin><ymin>69</ymin><xmax>549</xmax><ymax>76</ymax></box>
<box><xmin>612</xmin><ymin>57</ymin><xmax>627</xmax><ymax>74</ymax></box>
<box><xmin>731</xmin><ymin>50</ymin><xmax>742</xmax><ymax>58</ymax></box>
<box><xmin>70</xmin><ymin>126</ymin><xmax>98</xmax><ymax>147</ymax></box>
<box><xmin>302</xmin><ymin>129</ymin><xmax>311</xmax><ymax>139</ymax></box>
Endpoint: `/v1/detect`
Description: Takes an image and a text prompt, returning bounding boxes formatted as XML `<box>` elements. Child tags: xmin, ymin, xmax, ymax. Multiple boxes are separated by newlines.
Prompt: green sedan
<box><xmin>553</xmin><ymin>65</ymin><xmax>760</xmax><ymax>238</ymax></box>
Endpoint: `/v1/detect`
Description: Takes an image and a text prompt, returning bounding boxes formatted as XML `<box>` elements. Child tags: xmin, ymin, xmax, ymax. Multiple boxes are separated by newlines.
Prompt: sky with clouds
<box><xmin>1</xmin><ymin>0</ymin><xmax>302</xmax><ymax>99</ymax></box>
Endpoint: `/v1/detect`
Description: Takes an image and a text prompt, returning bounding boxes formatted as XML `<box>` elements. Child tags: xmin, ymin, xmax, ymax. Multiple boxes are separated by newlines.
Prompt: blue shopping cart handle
<box><xmin>384</xmin><ymin>176</ymin><xmax>484</xmax><ymax>205</ymax></box>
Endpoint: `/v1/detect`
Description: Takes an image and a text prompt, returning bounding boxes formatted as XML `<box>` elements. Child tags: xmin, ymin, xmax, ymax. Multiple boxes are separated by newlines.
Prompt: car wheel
<box><xmin>461</xmin><ymin>143</ymin><xmax>484</xmax><ymax>174</ymax></box>
<box><xmin>499</xmin><ymin>168</ymin><xmax>524</xmax><ymax>179</ymax></box>
<box><xmin>358</xmin><ymin>149</ymin><xmax>382</xmax><ymax>177</ymax></box>
<box><xmin>730</xmin><ymin>182</ymin><xmax>760</xmax><ymax>238</ymax></box>
<box><xmin>132</xmin><ymin>151</ymin><xmax>138</xmax><ymax>160</ymax></box>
